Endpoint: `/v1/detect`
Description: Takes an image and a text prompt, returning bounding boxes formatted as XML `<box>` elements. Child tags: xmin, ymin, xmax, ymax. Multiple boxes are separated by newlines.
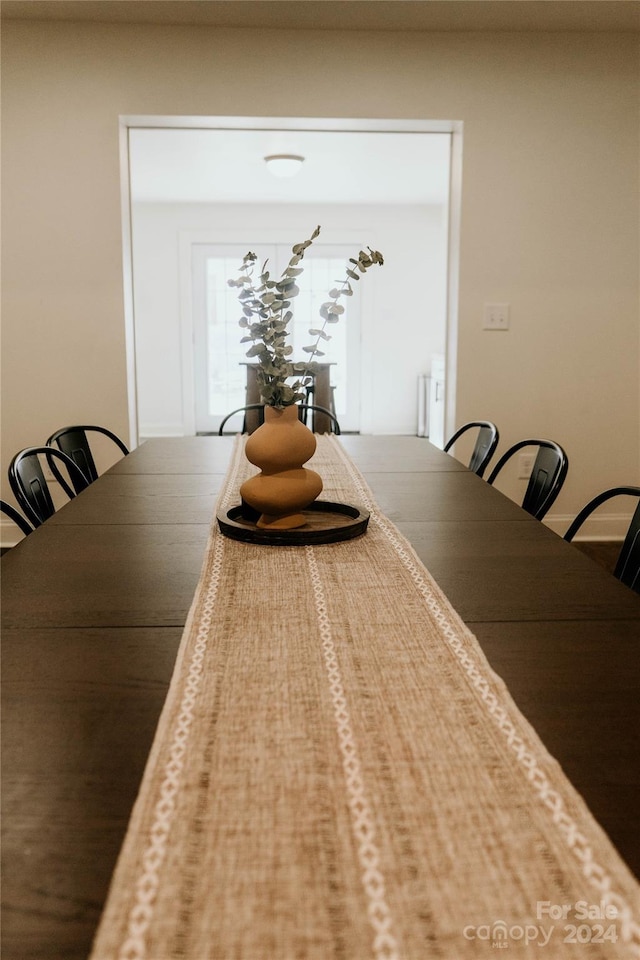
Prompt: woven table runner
<box><xmin>91</xmin><ymin>436</ymin><xmax>640</xmax><ymax>960</ymax></box>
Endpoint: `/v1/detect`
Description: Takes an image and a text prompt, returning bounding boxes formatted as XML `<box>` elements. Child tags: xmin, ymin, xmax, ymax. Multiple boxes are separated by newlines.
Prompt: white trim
<box><xmin>120</xmin><ymin>116</ymin><xmax>457</xmax><ymax>135</ymax></box>
<box><xmin>119</xmin><ymin>120</ymin><xmax>139</xmax><ymax>449</ymax></box>
<box><xmin>1</xmin><ymin>519</ymin><xmax>27</xmax><ymax>549</ymax></box>
<box><xmin>444</xmin><ymin>123</ymin><xmax>463</xmax><ymax>442</ymax></box>
<box><xmin>544</xmin><ymin>512</ymin><xmax>629</xmax><ymax>541</ymax></box>
<box><xmin>178</xmin><ymin>233</ymin><xmax>197</xmax><ymax>437</ymax></box>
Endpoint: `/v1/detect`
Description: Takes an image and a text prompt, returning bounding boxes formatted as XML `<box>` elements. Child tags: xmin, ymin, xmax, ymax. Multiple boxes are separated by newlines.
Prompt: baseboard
<box><xmin>1</xmin><ymin>518</ymin><xmax>26</xmax><ymax>549</ymax></box>
<box><xmin>545</xmin><ymin>512</ymin><xmax>628</xmax><ymax>541</ymax></box>
<box><xmin>138</xmin><ymin>423</ymin><xmax>187</xmax><ymax>440</ymax></box>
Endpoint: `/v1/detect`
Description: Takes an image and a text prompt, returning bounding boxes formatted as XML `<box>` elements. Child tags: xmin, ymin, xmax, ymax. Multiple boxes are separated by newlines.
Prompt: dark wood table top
<box><xmin>2</xmin><ymin>435</ymin><xmax>639</xmax><ymax>960</ymax></box>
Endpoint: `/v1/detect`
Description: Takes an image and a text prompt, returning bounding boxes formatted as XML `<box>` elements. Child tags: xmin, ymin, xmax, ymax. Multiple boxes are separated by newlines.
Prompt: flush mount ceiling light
<box><xmin>264</xmin><ymin>154</ymin><xmax>305</xmax><ymax>178</ymax></box>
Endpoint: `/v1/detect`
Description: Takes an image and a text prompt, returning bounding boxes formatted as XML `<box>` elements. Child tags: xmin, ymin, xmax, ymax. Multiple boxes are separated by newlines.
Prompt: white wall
<box><xmin>2</xmin><ymin>20</ymin><xmax>638</xmax><ymax>543</ymax></box>
<box><xmin>131</xmin><ymin>201</ymin><xmax>448</xmax><ymax>438</ymax></box>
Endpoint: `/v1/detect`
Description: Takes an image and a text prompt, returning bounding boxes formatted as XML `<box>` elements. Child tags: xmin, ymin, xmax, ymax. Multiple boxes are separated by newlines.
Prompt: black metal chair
<box><xmin>0</xmin><ymin>499</ymin><xmax>33</xmax><ymax>538</ymax></box>
<box><xmin>564</xmin><ymin>486</ymin><xmax>640</xmax><ymax>593</ymax></box>
<box><xmin>218</xmin><ymin>403</ymin><xmax>341</xmax><ymax>436</ymax></box>
<box><xmin>304</xmin><ymin>383</ymin><xmax>337</xmax><ymax>418</ymax></box>
<box><xmin>46</xmin><ymin>424</ymin><xmax>129</xmax><ymax>493</ymax></box>
<box><xmin>486</xmin><ymin>439</ymin><xmax>569</xmax><ymax>520</ymax></box>
<box><xmin>443</xmin><ymin>421</ymin><xmax>499</xmax><ymax>478</ymax></box>
<box><xmin>8</xmin><ymin>447</ymin><xmax>90</xmax><ymax>528</ymax></box>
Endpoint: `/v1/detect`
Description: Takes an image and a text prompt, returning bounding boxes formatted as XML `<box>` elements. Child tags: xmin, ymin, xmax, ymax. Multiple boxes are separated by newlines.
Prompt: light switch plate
<box><xmin>483</xmin><ymin>303</ymin><xmax>510</xmax><ymax>331</ymax></box>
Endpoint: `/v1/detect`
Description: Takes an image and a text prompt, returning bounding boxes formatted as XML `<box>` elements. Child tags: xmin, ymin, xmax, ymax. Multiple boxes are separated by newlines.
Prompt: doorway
<box><xmin>122</xmin><ymin>117</ymin><xmax>460</xmax><ymax>441</ymax></box>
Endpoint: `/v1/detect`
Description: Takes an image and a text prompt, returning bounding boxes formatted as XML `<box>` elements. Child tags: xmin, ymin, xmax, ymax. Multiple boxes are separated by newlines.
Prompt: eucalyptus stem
<box><xmin>229</xmin><ymin>227</ymin><xmax>383</xmax><ymax>408</ymax></box>
<box><xmin>297</xmin><ymin>276</ymin><xmax>351</xmax><ymax>387</ymax></box>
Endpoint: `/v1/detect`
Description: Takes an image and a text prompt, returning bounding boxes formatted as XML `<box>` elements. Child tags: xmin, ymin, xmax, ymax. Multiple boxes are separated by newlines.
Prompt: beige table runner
<box><xmin>91</xmin><ymin>436</ymin><xmax>640</xmax><ymax>960</ymax></box>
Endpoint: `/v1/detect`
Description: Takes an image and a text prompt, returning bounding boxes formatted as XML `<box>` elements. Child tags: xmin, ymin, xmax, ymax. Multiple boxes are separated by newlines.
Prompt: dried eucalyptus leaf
<box><xmin>279</xmin><ymin>384</ymin><xmax>295</xmax><ymax>402</ymax></box>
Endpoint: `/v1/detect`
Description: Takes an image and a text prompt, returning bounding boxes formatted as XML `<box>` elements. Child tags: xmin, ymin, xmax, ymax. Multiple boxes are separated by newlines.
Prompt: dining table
<box><xmin>2</xmin><ymin>434</ymin><xmax>639</xmax><ymax>960</ymax></box>
<box><xmin>243</xmin><ymin>363</ymin><xmax>336</xmax><ymax>434</ymax></box>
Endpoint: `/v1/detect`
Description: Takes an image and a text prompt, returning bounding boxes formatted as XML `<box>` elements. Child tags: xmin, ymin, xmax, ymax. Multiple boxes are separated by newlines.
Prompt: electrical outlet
<box><xmin>518</xmin><ymin>452</ymin><xmax>535</xmax><ymax>479</ymax></box>
<box><xmin>483</xmin><ymin>303</ymin><xmax>510</xmax><ymax>331</ymax></box>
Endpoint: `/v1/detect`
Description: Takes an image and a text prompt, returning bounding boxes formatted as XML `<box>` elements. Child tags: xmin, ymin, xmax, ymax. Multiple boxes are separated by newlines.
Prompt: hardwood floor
<box><xmin>571</xmin><ymin>540</ymin><xmax>621</xmax><ymax>575</ymax></box>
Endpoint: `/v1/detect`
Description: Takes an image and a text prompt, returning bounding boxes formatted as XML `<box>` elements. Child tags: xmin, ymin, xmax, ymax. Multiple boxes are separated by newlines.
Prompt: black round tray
<box><xmin>217</xmin><ymin>500</ymin><xmax>370</xmax><ymax>545</ymax></box>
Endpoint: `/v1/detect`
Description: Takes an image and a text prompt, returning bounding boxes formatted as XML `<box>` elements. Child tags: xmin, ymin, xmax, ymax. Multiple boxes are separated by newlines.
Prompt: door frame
<box><xmin>119</xmin><ymin>115</ymin><xmax>463</xmax><ymax>443</ymax></box>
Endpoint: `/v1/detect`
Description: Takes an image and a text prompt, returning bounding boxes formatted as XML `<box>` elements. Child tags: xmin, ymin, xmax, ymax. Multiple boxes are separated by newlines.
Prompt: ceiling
<box><xmin>129</xmin><ymin>127</ymin><xmax>451</xmax><ymax>205</ymax></box>
<box><xmin>3</xmin><ymin>0</ymin><xmax>639</xmax><ymax>32</ymax></box>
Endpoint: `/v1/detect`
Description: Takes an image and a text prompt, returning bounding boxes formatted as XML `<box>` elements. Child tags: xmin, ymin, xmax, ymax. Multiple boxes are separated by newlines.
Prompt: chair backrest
<box><xmin>218</xmin><ymin>403</ymin><xmax>341</xmax><ymax>436</ymax></box>
<box><xmin>299</xmin><ymin>404</ymin><xmax>341</xmax><ymax>435</ymax></box>
<box><xmin>443</xmin><ymin>421</ymin><xmax>499</xmax><ymax>478</ymax></box>
<box><xmin>8</xmin><ymin>447</ymin><xmax>89</xmax><ymax>528</ymax></box>
<box><xmin>563</xmin><ymin>486</ymin><xmax>640</xmax><ymax>593</ymax></box>
<box><xmin>46</xmin><ymin>424</ymin><xmax>129</xmax><ymax>492</ymax></box>
<box><xmin>218</xmin><ymin>403</ymin><xmax>266</xmax><ymax>435</ymax></box>
<box><xmin>0</xmin><ymin>499</ymin><xmax>33</xmax><ymax>537</ymax></box>
<box><xmin>486</xmin><ymin>439</ymin><xmax>569</xmax><ymax>520</ymax></box>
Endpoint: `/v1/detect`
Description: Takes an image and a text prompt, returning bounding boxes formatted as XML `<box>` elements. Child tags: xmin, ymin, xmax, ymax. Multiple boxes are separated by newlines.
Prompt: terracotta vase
<box><xmin>240</xmin><ymin>404</ymin><xmax>323</xmax><ymax>529</ymax></box>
